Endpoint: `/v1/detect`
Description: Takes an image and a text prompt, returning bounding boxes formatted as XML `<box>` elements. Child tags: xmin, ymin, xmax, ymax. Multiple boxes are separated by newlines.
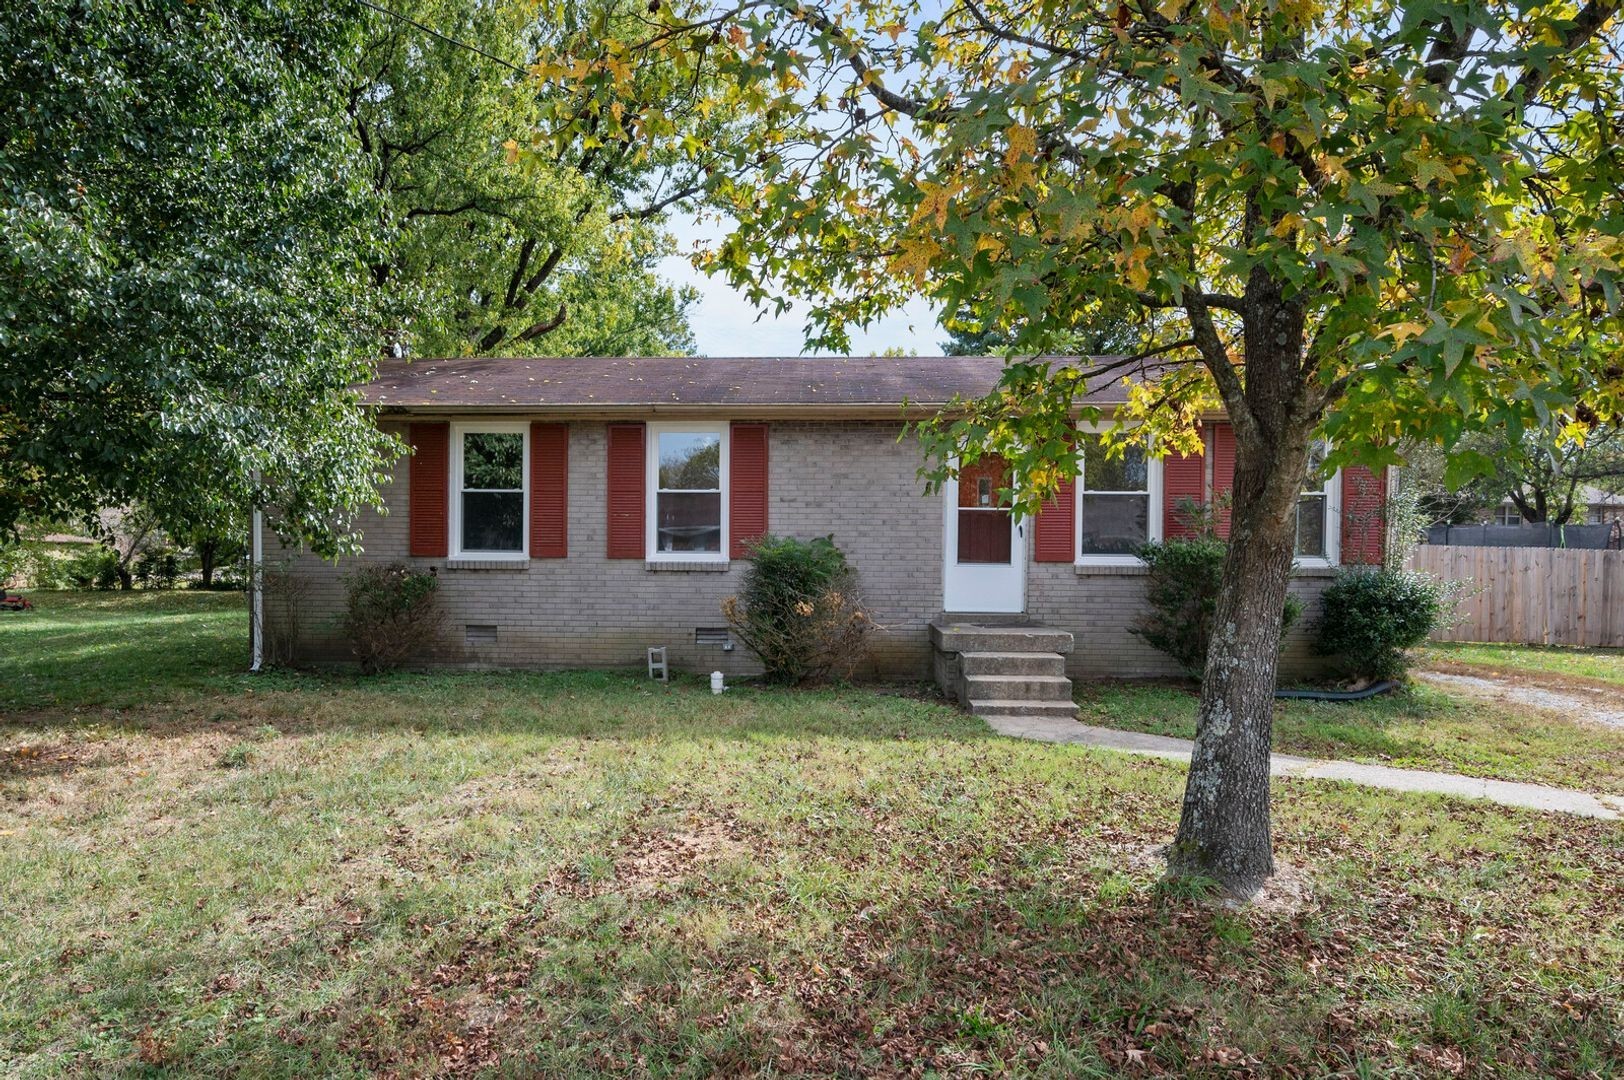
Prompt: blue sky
<box><xmin>659</xmin><ymin>213</ymin><xmax>945</xmax><ymax>357</ymax></box>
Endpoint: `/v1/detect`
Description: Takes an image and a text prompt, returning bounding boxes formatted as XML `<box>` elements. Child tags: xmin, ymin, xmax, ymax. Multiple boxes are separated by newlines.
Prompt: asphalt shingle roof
<box><xmin>363</xmin><ymin>355</ymin><xmax>1138</xmax><ymax>410</ymax></box>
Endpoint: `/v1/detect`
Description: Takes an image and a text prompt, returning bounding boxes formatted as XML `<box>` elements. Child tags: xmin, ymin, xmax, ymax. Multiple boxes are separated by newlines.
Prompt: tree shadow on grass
<box><xmin>0</xmin><ymin>602</ymin><xmax>248</xmax><ymax>714</ymax></box>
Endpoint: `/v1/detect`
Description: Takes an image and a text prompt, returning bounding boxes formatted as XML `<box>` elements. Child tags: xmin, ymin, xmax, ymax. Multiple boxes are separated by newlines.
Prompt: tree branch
<box><xmin>798</xmin><ymin>4</ymin><xmax>955</xmax><ymax>122</ymax></box>
<box><xmin>517</xmin><ymin>303</ymin><xmax>569</xmax><ymax>341</ymax></box>
<box><xmin>404</xmin><ymin>201</ymin><xmax>484</xmax><ymax>219</ymax></box>
<box><xmin>611</xmin><ymin>180</ymin><xmax>707</xmax><ymax>221</ymax></box>
<box><xmin>504</xmin><ymin>237</ymin><xmax>538</xmax><ymax>311</ymax></box>
<box><xmin>1514</xmin><ymin>0</ymin><xmax>1621</xmax><ymax>98</ymax></box>
<box><xmin>1136</xmin><ymin>289</ymin><xmax>1246</xmax><ymax>313</ymax></box>
<box><xmin>522</xmin><ymin>245</ymin><xmax>565</xmax><ymax>298</ymax></box>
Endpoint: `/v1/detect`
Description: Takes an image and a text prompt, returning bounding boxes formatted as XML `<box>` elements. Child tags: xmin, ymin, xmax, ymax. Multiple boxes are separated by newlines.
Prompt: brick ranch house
<box><xmin>256</xmin><ymin>355</ymin><xmax>1389</xmax><ymax>692</ymax></box>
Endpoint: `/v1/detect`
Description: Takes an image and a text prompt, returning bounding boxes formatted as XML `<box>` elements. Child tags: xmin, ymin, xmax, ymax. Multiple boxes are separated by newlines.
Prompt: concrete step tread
<box><xmin>970</xmin><ymin>698</ymin><xmax>1080</xmax><ymax>718</ymax></box>
<box><xmin>963</xmin><ymin>673</ymin><xmax>1072</xmax><ymax>684</ymax></box>
<box><xmin>958</xmin><ymin>651</ymin><xmax>1068</xmax><ymax>662</ymax></box>
<box><xmin>932</xmin><ymin>624</ymin><xmax>1076</xmax><ymax>655</ymax></box>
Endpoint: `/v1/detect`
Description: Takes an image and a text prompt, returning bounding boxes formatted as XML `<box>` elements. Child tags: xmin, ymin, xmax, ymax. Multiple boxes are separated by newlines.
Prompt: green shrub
<box><xmin>0</xmin><ymin>537</ymin><xmax>88</xmax><ymax>588</ymax></box>
<box><xmin>135</xmin><ymin>550</ymin><xmax>180</xmax><ymax>589</ymax></box>
<box><xmin>0</xmin><ymin>541</ymin><xmax>41</xmax><ymax>587</ymax></box>
<box><xmin>722</xmin><ymin>534</ymin><xmax>872</xmax><ymax>684</ymax></box>
<box><xmin>1314</xmin><ymin>567</ymin><xmax>1449</xmax><ymax>682</ymax></box>
<box><xmin>1130</xmin><ymin>538</ymin><xmax>1303</xmax><ymax>677</ymax></box>
<box><xmin>61</xmin><ymin>547</ymin><xmax>120</xmax><ymax>590</ymax></box>
<box><xmin>340</xmin><ymin>563</ymin><xmax>443</xmax><ymax>674</ymax></box>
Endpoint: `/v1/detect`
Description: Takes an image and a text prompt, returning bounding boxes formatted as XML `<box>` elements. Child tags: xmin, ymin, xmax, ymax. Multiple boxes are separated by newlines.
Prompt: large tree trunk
<box><xmin>1166</xmin><ymin>455</ymin><xmax>1302</xmax><ymax>896</ymax></box>
<box><xmin>1169</xmin><ymin>274</ymin><xmax>1317</xmax><ymax>899</ymax></box>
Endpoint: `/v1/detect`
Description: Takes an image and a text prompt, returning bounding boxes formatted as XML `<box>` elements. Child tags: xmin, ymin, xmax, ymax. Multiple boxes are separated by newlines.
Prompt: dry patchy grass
<box><xmin>1</xmin><ymin>594</ymin><xmax>1621</xmax><ymax>1077</ymax></box>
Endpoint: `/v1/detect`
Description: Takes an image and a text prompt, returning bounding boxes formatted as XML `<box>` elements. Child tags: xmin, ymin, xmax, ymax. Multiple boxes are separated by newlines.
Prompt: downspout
<box><xmin>249</xmin><ymin>477</ymin><xmax>264</xmax><ymax>673</ymax></box>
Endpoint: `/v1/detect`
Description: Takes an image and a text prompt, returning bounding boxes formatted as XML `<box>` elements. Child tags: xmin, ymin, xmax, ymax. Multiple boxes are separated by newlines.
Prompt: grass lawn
<box><xmin>1078</xmin><ymin>679</ymin><xmax>1624</xmax><ymax>796</ymax></box>
<box><xmin>1422</xmin><ymin>640</ymin><xmax>1624</xmax><ymax>689</ymax></box>
<box><xmin>2</xmin><ymin>594</ymin><xmax>1621</xmax><ymax>1077</ymax></box>
<box><xmin>0</xmin><ymin>590</ymin><xmax>250</xmax><ymax>711</ymax></box>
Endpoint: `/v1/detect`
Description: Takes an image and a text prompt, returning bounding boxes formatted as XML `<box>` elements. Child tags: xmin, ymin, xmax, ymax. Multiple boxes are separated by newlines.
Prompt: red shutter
<box><xmin>1341</xmin><ymin>464</ymin><xmax>1387</xmax><ymax>565</ymax></box>
<box><xmin>606</xmin><ymin>422</ymin><xmax>646</xmax><ymax>559</ymax></box>
<box><xmin>1031</xmin><ymin>436</ymin><xmax>1076</xmax><ymax>562</ymax></box>
<box><xmin>729</xmin><ymin>423</ymin><xmax>769</xmax><ymax>558</ymax></box>
<box><xmin>1161</xmin><ymin>438</ymin><xmax>1206</xmax><ymax>540</ymax></box>
<box><xmin>1211</xmin><ymin>422</ymin><xmax>1237</xmax><ymax>539</ymax></box>
<box><xmin>407</xmin><ymin>422</ymin><xmax>449</xmax><ymax>558</ymax></box>
<box><xmin>530</xmin><ymin>422</ymin><xmax>568</xmax><ymax>558</ymax></box>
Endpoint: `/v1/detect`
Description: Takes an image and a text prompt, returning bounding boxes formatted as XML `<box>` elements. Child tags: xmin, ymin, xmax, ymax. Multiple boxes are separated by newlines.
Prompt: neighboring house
<box><xmin>1489</xmin><ymin>487</ymin><xmax>1624</xmax><ymax>527</ymax></box>
<box><xmin>41</xmin><ymin>533</ymin><xmax>96</xmax><ymax>546</ymax></box>
<box><xmin>259</xmin><ymin>356</ymin><xmax>1388</xmax><ymax>680</ymax></box>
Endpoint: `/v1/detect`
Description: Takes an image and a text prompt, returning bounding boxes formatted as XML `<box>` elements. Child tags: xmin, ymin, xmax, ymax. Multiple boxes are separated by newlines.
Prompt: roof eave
<box><xmin>367</xmin><ymin>400</ymin><xmax>1138</xmax><ymax>418</ymax></box>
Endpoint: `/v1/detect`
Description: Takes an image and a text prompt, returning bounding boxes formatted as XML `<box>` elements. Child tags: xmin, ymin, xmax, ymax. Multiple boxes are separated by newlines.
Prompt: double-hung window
<box><xmin>648</xmin><ymin>423</ymin><xmax>727</xmax><ymax>559</ymax></box>
<box><xmin>1295</xmin><ymin>442</ymin><xmax>1338</xmax><ymax>564</ymax></box>
<box><xmin>1077</xmin><ymin>430</ymin><xmax>1161</xmax><ymax>561</ymax></box>
<box><xmin>451</xmin><ymin>423</ymin><xmax>528</xmax><ymax>557</ymax></box>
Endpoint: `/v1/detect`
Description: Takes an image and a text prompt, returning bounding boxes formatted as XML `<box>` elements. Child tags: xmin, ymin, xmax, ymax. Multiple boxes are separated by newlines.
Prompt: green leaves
<box><xmin>360</xmin><ymin>0</ymin><xmax>701</xmax><ymax>358</ymax></box>
<box><xmin>577</xmin><ymin>0</ymin><xmax>1624</xmax><ymax>492</ymax></box>
<box><xmin>0</xmin><ymin>0</ymin><xmax>394</xmax><ymax>554</ymax></box>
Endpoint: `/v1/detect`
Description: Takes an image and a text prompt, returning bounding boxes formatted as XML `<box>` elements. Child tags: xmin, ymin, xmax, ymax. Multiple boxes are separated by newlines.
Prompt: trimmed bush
<box><xmin>1314</xmin><ymin>567</ymin><xmax>1448</xmax><ymax>682</ymax></box>
<box><xmin>340</xmin><ymin>563</ymin><xmax>443</xmax><ymax>674</ymax></box>
<box><xmin>722</xmin><ymin>534</ymin><xmax>873</xmax><ymax>684</ymax></box>
<box><xmin>1131</xmin><ymin>538</ymin><xmax>1303</xmax><ymax>677</ymax></box>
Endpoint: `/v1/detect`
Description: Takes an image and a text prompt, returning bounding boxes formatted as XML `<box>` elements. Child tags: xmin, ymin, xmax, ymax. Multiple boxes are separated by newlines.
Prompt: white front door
<box><xmin>943</xmin><ymin>456</ymin><xmax>1025</xmax><ymax>613</ymax></box>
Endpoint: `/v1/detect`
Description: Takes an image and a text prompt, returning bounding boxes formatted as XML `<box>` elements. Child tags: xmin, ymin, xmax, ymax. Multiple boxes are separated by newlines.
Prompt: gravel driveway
<box><xmin>1418</xmin><ymin>670</ymin><xmax>1624</xmax><ymax>729</ymax></box>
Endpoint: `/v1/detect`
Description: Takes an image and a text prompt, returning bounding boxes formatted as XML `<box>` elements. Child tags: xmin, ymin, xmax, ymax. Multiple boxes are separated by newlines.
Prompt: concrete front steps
<box><xmin>931</xmin><ymin>621</ymin><xmax>1078</xmax><ymax>721</ymax></box>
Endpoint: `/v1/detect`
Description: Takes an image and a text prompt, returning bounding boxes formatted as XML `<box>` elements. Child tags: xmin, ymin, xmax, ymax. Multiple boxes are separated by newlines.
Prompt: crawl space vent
<box><xmin>465</xmin><ymin>624</ymin><xmax>498</xmax><ymax>647</ymax></box>
<box><xmin>694</xmin><ymin>627</ymin><xmax>731</xmax><ymax>648</ymax></box>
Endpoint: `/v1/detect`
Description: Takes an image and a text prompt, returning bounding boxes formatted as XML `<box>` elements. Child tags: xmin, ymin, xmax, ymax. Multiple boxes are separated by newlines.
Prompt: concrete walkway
<box><xmin>982</xmin><ymin>714</ymin><xmax>1624</xmax><ymax>820</ymax></box>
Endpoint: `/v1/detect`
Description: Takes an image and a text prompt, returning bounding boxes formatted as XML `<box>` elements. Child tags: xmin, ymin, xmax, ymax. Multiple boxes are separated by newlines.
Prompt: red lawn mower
<box><xmin>0</xmin><ymin>589</ymin><xmax>33</xmax><ymax>612</ymax></box>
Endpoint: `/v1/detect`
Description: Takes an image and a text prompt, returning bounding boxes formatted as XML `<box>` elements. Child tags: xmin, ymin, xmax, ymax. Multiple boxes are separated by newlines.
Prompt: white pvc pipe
<box><xmin>249</xmin><ymin>479</ymin><xmax>264</xmax><ymax>673</ymax></box>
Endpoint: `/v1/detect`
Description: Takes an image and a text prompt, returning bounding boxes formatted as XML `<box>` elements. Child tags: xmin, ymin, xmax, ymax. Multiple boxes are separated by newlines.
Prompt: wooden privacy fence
<box><xmin>1407</xmin><ymin>545</ymin><xmax>1624</xmax><ymax>647</ymax></box>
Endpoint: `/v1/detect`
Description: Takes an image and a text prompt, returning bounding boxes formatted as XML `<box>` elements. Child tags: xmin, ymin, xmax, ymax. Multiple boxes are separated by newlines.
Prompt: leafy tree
<box><xmin>349</xmin><ymin>0</ymin><xmax>715</xmax><ymax>357</ymax></box>
<box><xmin>96</xmin><ymin>506</ymin><xmax>165</xmax><ymax>592</ymax></box>
<box><xmin>164</xmin><ymin>494</ymin><xmax>248</xmax><ymax>588</ymax></box>
<box><xmin>544</xmin><ymin>0</ymin><xmax>1624</xmax><ymax>896</ymax></box>
<box><xmin>1408</xmin><ymin>422</ymin><xmax>1624</xmax><ymax>525</ymax></box>
<box><xmin>1393</xmin><ymin>442</ymin><xmax>1497</xmax><ymax>525</ymax></box>
<box><xmin>941</xmin><ymin>312</ymin><xmax>1141</xmax><ymax>357</ymax></box>
<box><xmin>0</xmin><ymin>0</ymin><xmax>396</xmax><ymax>553</ymax></box>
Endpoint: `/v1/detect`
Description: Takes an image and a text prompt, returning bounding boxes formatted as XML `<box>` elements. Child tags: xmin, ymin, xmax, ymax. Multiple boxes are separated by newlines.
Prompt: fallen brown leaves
<box><xmin>0</xmin><ymin>739</ymin><xmax>114</xmax><ymax>779</ymax></box>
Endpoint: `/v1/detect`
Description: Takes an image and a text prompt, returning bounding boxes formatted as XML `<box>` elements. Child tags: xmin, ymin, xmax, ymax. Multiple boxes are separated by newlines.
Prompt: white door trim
<box><xmin>942</xmin><ymin>466</ymin><xmax>1026</xmax><ymax>614</ymax></box>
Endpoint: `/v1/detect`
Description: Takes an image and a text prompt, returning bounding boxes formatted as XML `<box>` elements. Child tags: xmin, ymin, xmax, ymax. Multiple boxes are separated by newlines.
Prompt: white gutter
<box><xmin>249</xmin><ymin>476</ymin><xmax>264</xmax><ymax>673</ymax></box>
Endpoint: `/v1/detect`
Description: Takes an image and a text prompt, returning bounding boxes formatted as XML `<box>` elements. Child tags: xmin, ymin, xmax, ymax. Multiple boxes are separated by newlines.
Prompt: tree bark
<box><xmin>1166</xmin><ymin>463</ymin><xmax>1300</xmax><ymax>897</ymax></box>
<box><xmin>1170</xmin><ymin>273</ymin><xmax>1317</xmax><ymax>899</ymax></box>
<box><xmin>199</xmin><ymin>539</ymin><xmax>217</xmax><ymax>588</ymax></box>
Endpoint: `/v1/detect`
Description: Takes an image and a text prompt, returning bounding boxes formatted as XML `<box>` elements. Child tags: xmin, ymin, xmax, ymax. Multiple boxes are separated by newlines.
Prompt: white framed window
<box><xmin>1075</xmin><ymin>426</ymin><xmax>1162</xmax><ymax>564</ymax></box>
<box><xmin>1295</xmin><ymin>443</ymin><xmax>1340</xmax><ymax>566</ymax></box>
<box><xmin>450</xmin><ymin>422</ymin><xmax>529</xmax><ymax>558</ymax></box>
<box><xmin>647</xmin><ymin>422</ymin><xmax>728</xmax><ymax>561</ymax></box>
<box><xmin>1495</xmin><ymin>503</ymin><xmax>1523</xmax><ymax>527</ymax></box>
